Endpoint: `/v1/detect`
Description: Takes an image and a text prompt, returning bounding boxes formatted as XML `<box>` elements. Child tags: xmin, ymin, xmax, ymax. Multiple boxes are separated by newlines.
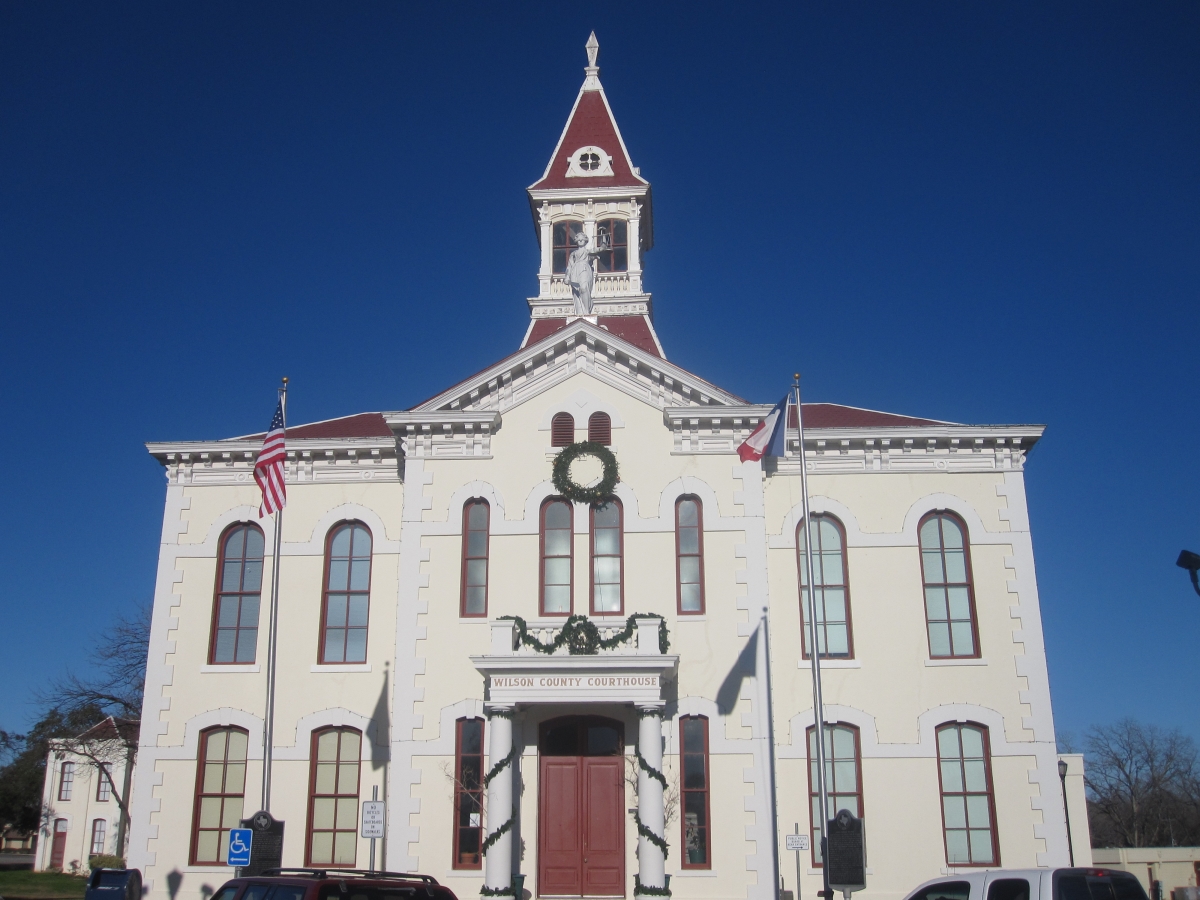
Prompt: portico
<box><xmin>472</xmin><ymin>617</ymin><xmax>677</xmax><ymax>899</ymax></box>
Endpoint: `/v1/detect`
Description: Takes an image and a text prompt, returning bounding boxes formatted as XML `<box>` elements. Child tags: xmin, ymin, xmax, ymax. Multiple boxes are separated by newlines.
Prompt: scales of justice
<box><xmin>566</xmin><ymin>224</ymin><xmax>611</xmax><ymax>318</ymax></box>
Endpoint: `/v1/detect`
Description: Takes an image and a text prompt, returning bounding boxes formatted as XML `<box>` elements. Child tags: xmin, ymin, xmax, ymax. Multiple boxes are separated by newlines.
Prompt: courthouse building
<box><xmin>127</xmin><ymin>36</ymin><xmax>1084</xmax><ymax>900</ymax></box>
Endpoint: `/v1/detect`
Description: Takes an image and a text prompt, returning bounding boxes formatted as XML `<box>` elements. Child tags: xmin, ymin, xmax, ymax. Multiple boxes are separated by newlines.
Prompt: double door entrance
<box><xmin>538</xmin><ymin>716</ymin><xmax>625</xmax><ymax>897</ymax></box>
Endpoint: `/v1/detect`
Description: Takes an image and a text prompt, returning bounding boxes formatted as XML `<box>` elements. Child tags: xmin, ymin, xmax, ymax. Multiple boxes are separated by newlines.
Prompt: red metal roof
<box><xmin>790</xmin><ymin>404</ymin><xmax>951</xmax><ymax>428</ymax></box>
<box><xmin>239</xmin><ymin>412</ymin><xmax>393</xmax><ymax>441</ymax></box>
<box><xmin>529</xmin><ymin>90</ymin><xmax>645</xmax><ymax>191</ymax></box>
<box><xmin>524</xmin><ymin>315</ymin><xmax>662</xmax><ymax>358</ymax></box>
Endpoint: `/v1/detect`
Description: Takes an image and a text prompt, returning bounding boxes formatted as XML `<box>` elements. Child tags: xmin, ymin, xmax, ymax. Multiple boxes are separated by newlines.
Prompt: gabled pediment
<box><xmin>406</xmin><ymin>319</ymin><xmax>745</xmax><ymax>419</ymax></box>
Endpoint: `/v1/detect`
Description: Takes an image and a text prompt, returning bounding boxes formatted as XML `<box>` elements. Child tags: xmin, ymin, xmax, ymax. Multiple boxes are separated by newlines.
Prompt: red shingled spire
<box><xmin>528</xmin><ymin>33</ymin><xmax>649</xmax><ymax>194</ymax></box>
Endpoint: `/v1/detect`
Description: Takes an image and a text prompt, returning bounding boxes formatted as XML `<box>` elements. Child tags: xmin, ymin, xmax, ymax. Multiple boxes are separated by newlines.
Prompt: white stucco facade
<box><xmin>124</xmin><ymin>36</ymin><xmax>1081</xmax><ymax>900</ymax></box>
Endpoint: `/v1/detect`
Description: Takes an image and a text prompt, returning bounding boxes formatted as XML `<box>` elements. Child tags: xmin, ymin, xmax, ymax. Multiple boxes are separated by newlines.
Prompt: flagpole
<box><xmin>794</xmin><ymin>374</ymin><xmax>831</xmax><ymax>900</ymax></box>
<box><xmin>262</xmin><ymin>377</ymin><xmax>287</xmax><ymax>813</ymax></box>
<box><xmin>760</xmin><ymin>606</ymin><xmax>782</xmax><ymax>900</ymax></box>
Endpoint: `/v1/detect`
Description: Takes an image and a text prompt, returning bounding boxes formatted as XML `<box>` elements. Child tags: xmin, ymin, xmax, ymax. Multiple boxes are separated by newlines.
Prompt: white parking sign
<box><xmin>361</xmin><ymin>800</ymin><xmax>386</xmax><ymax>838</ymax></box>
<box><xmin>785</xmin><ymin>834</ymin><xmax>810</xmax><ymax>851</ymax></box>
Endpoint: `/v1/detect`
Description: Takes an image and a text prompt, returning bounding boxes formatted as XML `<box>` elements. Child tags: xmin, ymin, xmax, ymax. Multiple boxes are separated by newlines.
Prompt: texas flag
<box><xmin>737</xmin><ymin>395</ymin><xmax>789</xmax><ymax>462</ymax></box>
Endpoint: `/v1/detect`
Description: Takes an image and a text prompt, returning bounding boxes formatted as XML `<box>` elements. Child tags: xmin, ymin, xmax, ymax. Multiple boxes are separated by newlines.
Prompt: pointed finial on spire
<box><xmin>586</xmin><ymin>32</ymin><xmax>599</xmax><ymax>69</ymax></box>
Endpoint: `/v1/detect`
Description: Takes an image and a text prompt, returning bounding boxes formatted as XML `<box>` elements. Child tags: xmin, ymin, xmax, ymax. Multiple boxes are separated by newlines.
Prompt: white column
<box><xmin>636</xmin><ymin>705</ymin><xmax>667</xmax><ymax>897</ymax></box>
<box><xmin>483</xmin><ymin>706</ymin><xmax>515</xmax><ymax>895</ymax></box>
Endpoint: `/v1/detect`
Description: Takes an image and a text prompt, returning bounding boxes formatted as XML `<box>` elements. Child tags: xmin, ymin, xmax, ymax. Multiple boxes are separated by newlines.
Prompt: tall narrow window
<box><xmin>307</xmin><ymin>727</ymin><xmax>361</xmax><ymax>867</ymax></box>
<box><xmin>552</xmin><ymin>221</ymin><xmax>585</xmax><ymax>274</ymax></box>
<box><xmin>591</xmin><ymin>500</ymin><xmax>622</xmax><ymax>614</ymax></box>
<box><xmin>806</xmin><ymin>723</ymin><xmax>862</xmax><ymax>865</ymax></box>
<box><xmin>461</xmin><ymin>501</ymin><xmax>490</xmax><ymax>618</ymax></box>
<box><xmin>680</xmin><ymin>716</ymin><xmax>711</xmax><ymax>868</ymax></box>
<box><xmin>90</xmin><ymin>819</ymin><xmax>107</xmax><ymax>856</ymax></box>
<box><xmin>190</xmin><ymin>727</ymin><xmax>248</xmax><ymax>865</ymax></box>
<box><xmin>210</xmin><ymin>524</ymin><xmax>265</xmax><ymax>664</ymax></box>
<box><xmin>595</xmin><ymin>219</ymin><xmax>629</xmax><ymax>273</ymax></box>
<box><xmin>541</xmin><ymin>499</ymin><xmax>573</xmax><ymax>615</ymax></box>
<box><xmin>96</xmin><ymin>765</ymin><xmax>111</xmax><ymax>802</ymax></box>
<box><xmin>453</xmin><ymin>718</ymin><xmax>484</xmax><ymax>869</ymax></box>
<box><xmin>920</xmin><ymin>512</ymin><xmax>979</xmax><ymax>658</ymax></box>
<box><xmin>551</xmin><ymin>413</ymin><xmax>575</xmax><ymax>447</ymax></box>
<box><xmin>58</xmin><ymin>762</ymin><xmax>74</xmax><ymax>801</ymax></box>
<box><xmin>797</xmin><ymin>515</ymin><xmax>853</xmax><ymax>658</ymax></box>
<box><xmin>937</xmin><ymin>723</ymin><xmax>998</xmax><ymax>865</ymax></box>
<box><xmin>676</xmin><ymin>497</ymin><xmax>705</xmax><ymax>614</ymax></box>
<box><xmin>320</xmin><ymin>523</ymin><xmax>372</xmax><ymax>664</ymax></box>
<box><xmin>588</xmin><ymin>412</ymin><xmax>612</xmax><ymax>445</ymax></box>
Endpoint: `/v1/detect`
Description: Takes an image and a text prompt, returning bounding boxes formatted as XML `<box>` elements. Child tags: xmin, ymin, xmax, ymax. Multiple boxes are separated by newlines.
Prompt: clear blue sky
<box><xmin>1</xmin><ymin>2</ymin><xmax>1197</xmax><ymax>743</ymax></box>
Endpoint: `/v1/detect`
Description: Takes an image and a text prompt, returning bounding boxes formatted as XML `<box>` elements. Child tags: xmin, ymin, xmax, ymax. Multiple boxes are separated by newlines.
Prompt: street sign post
<box><xmin>227</xmin><ymin>829</ymin><xmax>253</xmax><ymax>868</ymax></box>
<box><xmin>361</xmin><ymin>801</ymin><xmax>385</xmax><ymax>839</ymax></box>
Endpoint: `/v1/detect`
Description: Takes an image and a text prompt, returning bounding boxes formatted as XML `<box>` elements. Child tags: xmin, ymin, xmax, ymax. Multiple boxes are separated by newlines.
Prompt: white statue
<box><xmin>566</xmin><ymin>231</ymin><xmax>603</xmax><ymax>315</ymax></box>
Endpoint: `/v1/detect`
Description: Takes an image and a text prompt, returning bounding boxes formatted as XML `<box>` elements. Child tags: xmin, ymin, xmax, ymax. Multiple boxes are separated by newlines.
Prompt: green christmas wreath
<box><xmin>552</xmin><ymin>441</ymin><xmax>619</xmax><ymax>506</ymax></box>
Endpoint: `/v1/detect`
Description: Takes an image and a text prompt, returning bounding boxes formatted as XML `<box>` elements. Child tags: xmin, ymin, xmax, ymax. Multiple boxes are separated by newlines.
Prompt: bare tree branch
<box><xmin>38</xmin><ymin>604</ymin><xmax>149</xmax><ymax>720</ymax></box>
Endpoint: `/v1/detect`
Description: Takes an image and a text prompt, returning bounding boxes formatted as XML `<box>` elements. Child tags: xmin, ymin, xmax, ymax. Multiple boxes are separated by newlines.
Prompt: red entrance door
<box><xmin>50</xmin><ymin>819</ymin><xmax>67</xmax><ymax>869</ymax></box>
<box><xmin>538</xmin><ymin>717</ymin><xmax>624</xmax><ymax>897</ymax></box>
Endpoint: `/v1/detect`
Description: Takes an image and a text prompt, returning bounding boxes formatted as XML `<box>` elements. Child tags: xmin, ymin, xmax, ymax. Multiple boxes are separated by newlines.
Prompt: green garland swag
<box><xmin>632</xmin><ymin>809</ymin><xmax>669</xmax><ymax>860</ymax></box>
<box><xmin>552</xmin><ymin>441</ymin><xmax>619</xmax><ymax>506</ymax></box>
<box><xmin>486</xmin><ymin>708</ymin><xmax>515</xmax><ymax>720</ymax></box>
<box><xmin>634</xmin><ymin>875</ymin><xmax>673</xmax><ymax>897</ymax></box>
<box><xmin>481</xmin><ymin>805</ymin><xmax>516</xmax><ymax>855</ymax></box>
<box><xmin>483</xmin><ymin>746</ymin><xmax>517</xmax><ymax>787</ymax></box>
<box><xmin>500</xmin><ymin>613</ymin><xmax>669</xmax><ymax>656</ymax></box>
<box><xmin>480</xmin><ymin>886</ymin><xmax>516</xmax><ymax>898</ymax></box>
<box><xmin>636</xmin><ymin>750</ymin><xmax>668</xmax><ymax>791</ymax></box>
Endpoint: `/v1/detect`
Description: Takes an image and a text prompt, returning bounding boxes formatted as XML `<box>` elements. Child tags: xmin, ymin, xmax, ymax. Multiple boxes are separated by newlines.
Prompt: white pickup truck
<box><xmin>903</xmin><ymin>869</ymin><xmax>1150</xmax><ymax>900</ymax></box>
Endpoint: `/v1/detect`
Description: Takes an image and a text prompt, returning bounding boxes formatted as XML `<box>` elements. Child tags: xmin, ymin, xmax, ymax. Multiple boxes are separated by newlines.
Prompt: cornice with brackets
<box><xmin>146</xmin><ymin>437</ymin><xmax>400</xmax><ymax>486</ymax></box>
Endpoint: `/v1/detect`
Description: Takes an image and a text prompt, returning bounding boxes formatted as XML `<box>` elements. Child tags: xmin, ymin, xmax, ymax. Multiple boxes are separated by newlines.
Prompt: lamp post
<box><xmin>1177</xmin><ymin>550</ymin><xmax>1200</xmax><ymax>598</ymax></box>
<box><xmin>1058</xmin><ymin>758</ymin><xmax>1075</xmax><ymax>867</ymax></box>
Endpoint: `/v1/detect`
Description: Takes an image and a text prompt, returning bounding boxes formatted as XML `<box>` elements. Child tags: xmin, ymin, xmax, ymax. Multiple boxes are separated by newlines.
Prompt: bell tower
<box><xmin>522</xmin><ymin>33</ymin><xmax>662</xmax><ymax>357</ymax></box>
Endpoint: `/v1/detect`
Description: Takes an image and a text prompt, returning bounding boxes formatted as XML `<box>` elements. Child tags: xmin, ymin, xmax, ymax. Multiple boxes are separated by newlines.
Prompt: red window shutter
<box><xmin>551</xmin><ymin>413</ymin><xmax>575</xmax><ymax>447</ymax></box>
<box><xmin>588</xmin><ymin>412</ymin><xmax>611</xmax><ymax>445</ymax></box>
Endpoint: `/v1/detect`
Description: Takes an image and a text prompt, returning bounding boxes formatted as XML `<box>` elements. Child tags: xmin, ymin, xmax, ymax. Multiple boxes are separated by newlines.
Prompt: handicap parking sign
<box><xmin>228</xmin><ymin>828</ymin><xmax>253</xmax><ymax>867</ymax></box>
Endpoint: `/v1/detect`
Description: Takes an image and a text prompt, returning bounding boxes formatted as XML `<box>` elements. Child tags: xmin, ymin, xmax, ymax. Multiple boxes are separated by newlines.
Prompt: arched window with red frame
<box><xmin>590</xmin><ymin>499</ymin><xmax>622</xmax><ymax>614</ymax></box>
<box><xmin>595</xmin><ymin>218</ymin><xmax>628</xmax><ymax>273</ymax></box>
<box><xmin>461</xmin><ymin>500</ymin><xmax>490</xmax><ymax>617</ymax></box>
<box><xmin>936</xmin><ymin>722</ymin><xmax>998</xmax><ymax>865</ymax></box>
<box><xmin>676</xmin><ymin>496</ymin><xmax>704</xmax><ymax>614</ymax></box>
<box><xmin>920</xmin><ymin>511</ymin><xmax>980</xmax><ymax>658</ymax></box>
<box><xmin>209</xmin><ymin>523</ymin><xmax>265</xmax><ymax>664</ymax></box>
<box><xmin>551</xmin><ymin>413</ymin><xmax>575</xmax><ymax>447</ymax></box>
<box><xmin>588</xmin><ymin>412</ymin><xmax>612</xmax><ymax>445</ymax></box>
<box><xmin>552</xmin><ymin>220</ymin><xmax>585</xmax><ymax>274</ymax></box>
<box><xmin>306</xmin><ymin>727</ymin><xmax>361</xmax><ymax>867</ymax></box>
<box><xmin>319</xmin><ymin>522</ymin><xmax>372</xmax><ymax>664</ymax></box>
<box><xmin>190</xmin><ymin>726</ymin><xmax>248</xmax><ymax>865</ymax></box>
<box><xmin>541</xmin><ymin>499</ymin><xmax>573</xmax><ymax>615</ymax></box>
<box><xmin>797</xmin><ymin>515</ymin><xmax>853</xmax><ymax>659</ymax></box>
<box><xmin>680</xmin><ymin>715</ymin><xmax>711</xmax><ymax>868</ymax></box>
<box><xmin>806</xmin><ymin>722</ymin><xmax>863</xmax><ymax>866</ymax></box>
<box><xmin>452</xmin><ymin>718</ymin><xmax>484</xmax><ymax>869</ymax></box>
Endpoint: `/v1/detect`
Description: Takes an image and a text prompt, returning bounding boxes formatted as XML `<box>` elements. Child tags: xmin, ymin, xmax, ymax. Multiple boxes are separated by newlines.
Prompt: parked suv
<box><xmin>211</xmin><ymin>869</ymin><xmax>461</xmax><ymax>900</ymax></box>
<box><xmin>904</xmin><ymin>868</ymin><xmax>1151</xmax><ymax>900</ymax></box>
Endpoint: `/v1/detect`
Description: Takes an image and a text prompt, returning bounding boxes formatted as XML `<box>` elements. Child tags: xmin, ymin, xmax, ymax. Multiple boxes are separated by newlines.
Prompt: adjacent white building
<box><xmin>126</xmin><ymin>35</ymin><xmax>1085</xmax><ymax>900</ymax></box>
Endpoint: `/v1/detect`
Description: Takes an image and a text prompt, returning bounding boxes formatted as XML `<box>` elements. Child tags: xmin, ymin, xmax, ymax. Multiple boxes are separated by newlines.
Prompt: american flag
<box><xmin>254</xmin><ymin>399</ymin><xmax>287</xmax><ymax>517</ymax></box>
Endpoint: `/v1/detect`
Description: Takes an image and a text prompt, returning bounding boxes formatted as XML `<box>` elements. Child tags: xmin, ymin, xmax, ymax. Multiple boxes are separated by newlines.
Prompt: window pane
<box><xmin>594</xmin><ymin>503</ymin><xmax>619</xmax><ymax>526</ymax></box>
<box><xmin>225</xmin><ymin>763</ymin><xmax>246</xmax><ymax>794</ymax></box>
<box><xmin>331</xmin><ymin>527</ymin><xmax>352</xmax><ymax>557</ymax></box>
<box><xmin>678</xmin><ymin>500</ymin><xmax>698</xmax><ymax>526</ymax></box>
<box><xmin>822</xmin><ymin>552</ymin><xmax>844</xmax><ymax>585</ymax></box>
<box><xmin>243</xmin><ymin>560</ymin><xmax>263</xmax><ymax>591</ymax></box>
<box><xmin>544</xmin><ymin>585</ymin><xmax>571</xmax><ymax>612</ymax></box>
<box><xmin>464</xmin><ymin>586</ymin><xmax>486</xmax><ymax>614</ymax></box>
<box><xmin>594</xmin><ymin>557</ymin><xmax>620</xmax><ymax>583</ymax></box>
<box><xmin>678</xmin><ymin>527</ymin><xmax>699</xmax><ymax>554</ymax></box>
<box><xmin>969</xmin><ymin>829</ymin><xmax>994</xmax><ymax>863</ymax></box>
<box><xmin>328</xmin><ymin>559</ymin><xmax>349</xmax><ymax>590</ymax></box>
<box><xmin>544</xmin><ymin>502</ymin><xmax>570</xmax><ymax>529</ymax></box>
<box><xmin>945</xmin><ymin>829</ymin><xmax>970</xmax><ymax>863</ymax></box>
<box><xmin>228</xmin><ymin>730</ymin><xmax>248</xmax><ymax>761</ymax></box>
<box><xmin>944</xmin><ymin>551</ymin><xmax>967</xmax><ymax>583</ymax></box>
<box><xmin>245</xmin><ymin>528</ymin><xmax>264</xmax><ymax>557</ymax></box>
<box><xmin>351</xmin><ymin>527</ymin><xmax>371</xmax><ymax>557</ymax></box>
<box><xmin>333</xmin><ymin>831</ymin><xmax>356</xmax><ymax>865</ymax></box>
<box><xmin>221</xmin><ymin>798</ymin><xmax>243</xmax><ymax>827</ymax></box>
<box><xmin>941</xmin><ymin>519</ymin><xmax>964</xmax><ymax>549</ymax></box>
<box><xmin>234</xmin><ymin>628</ymin><xmax>257</xmax><ymax>663</ymax></box>
<box><xmin>594</xmin><ymin>528</ymin><xmax>620</xmax><ymax>555</ymax></box>
<box><xmin>951</xmin><ymin>622</ymin><xmax>976</xmax><ymax>656</ymax></box>
<box><xmin>347</xmin><ymin>595</ymin><xmax>369</xmax><ymax>627</ymax></box>
<box><xmin>923</xmin><ymin>551</ymin><xmax>945</xmax><ymax>583</ymax></box>
<box><xmin>679</xmin><ymin>557</ymin><xmax>700</xmax><ymax>585</ymax></box>
<box><xmin>344</xmin><ymin>628</ymin><xmax>367</xmax><ymax>663</ymax></box>
<box><xmin>966</xmin><ymin>794</ymin><xmax>991</xmax><ymax>828</ymax></box>
<box><xmin>218</xmin><ymin>596</ymin><xmax>240</xmax><ymax>627</ymax></box>
<box><xmin>317</xmin><ymin>730</ymin><xmax>340</xmax><ymax>761</ymax></box>
<box><xmin>467</xmin><ymin>530</ymin><xmax>487</xmax><ymax>557</ymax></box>
<box><xmin>239</xmin><ymin>595</ymin><xmax>259</xmax><ymax>627</ymax></box>
<box><xmin>929</xmin><ymin>623</ymin><xmax>952</xmax><ymax>657</ymax></box>
<box><xmin>196</xmin><ymin>830</ymin><xmax>219</xmax><ymax>863</ymax></box>
<box><xmin>340</xmin><ymin>731</ymin><xmax>361</xmax><ymax>761</ymax></box>
<box><xmin>310</xmin><ymin>830</ymin><xmax>334</xmax><ymax>865</ymax></box>
<box><xmin>324</xmin><ymin>629</ymin><xmax>346</xmax><ymax>663</ymax></box>
<box><xmin>941</xmin><ymin>759</ymin><xmax>964</xmax><ymax>792</ymax></box>
<box><xmin>326</xmin><ymin>594</ymin><xmax>348</xmax><ymax>626</ymax></box>
<box><xmin>825</xmin><ymin>625</ymin><xmax>849</xmax><ymax>656</ymax></box>
<box><xmin>594</xmin><ymin>584</ymin><xmax>621</xmax><ymax>612</ymax></box>
<box><xmin>544</xmin><ymin>529</ymin><xmax>571</xmax><ymax>556</ymax></box>
<box><xmin>960</xmin><ymin>727</ymin><xmax>985</xmax><ymax>759</ymax></box>
<box><xmin>468</xmin><ymin>504</ymin><xmax>488</xmax><ymax>529</ymax></box>
<box><xmin>199</xmin><ymin>796</ymin><xmax>223</xmax><ymax>827</ymax></box>
<box><xmin>336</xmin><ymin>797</ymin><xmax>358</xmax><ymax>828</ymax></box>
<box><xmin>943</xmin><ymin>796</ymin><xmax>967</xmax><ymax>829</ymax></box>
<box><xmin>349</xmin><ymin>559</ymin><xmax>370</xmax><ymax>591</ymax></box>
<box><xmin>947</xmin><ymin>587</ymin><xmax>971</xmax><ymax>619</ymax></box>
<box><xmin>465</xmin><ymin>558</ymin><xmax>487</xmax><ymax>589</ymax></box>
<box><xmin>222</xmin><ymin>561</ymin><xmax>242</xmax><ymax>592</ymax></box>
<box><xmin>938</xmin><ymin>728</ymin><xmax>961</xmax><ymax>759</ymax></box>
<box><xmin>833</xmin><ymin>760</ymin><xmax>857</xmax><ymax>792</ymax></box>
<box><xmin>925</xmin><ymin>588</ymin><xmax>949</xmax><ymax>620</ymax></box>
<box><xmin>919</xmin><ymin>519</ymin><xmax>941</xmax><ymax>549</ymax></box>
<box><xmin>545</xmin><ymin>557</ymin><xmax>571</xmax><ymax>584</ymax></box>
